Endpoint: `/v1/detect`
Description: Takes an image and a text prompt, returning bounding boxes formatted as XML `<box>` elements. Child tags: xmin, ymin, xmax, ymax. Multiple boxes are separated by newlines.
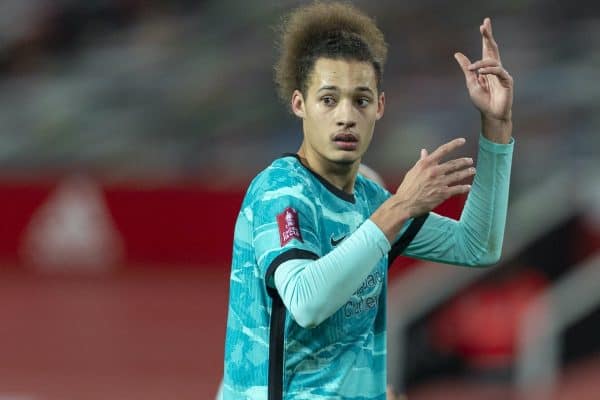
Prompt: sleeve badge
<box><xmin>277</xmin><ymin>207</ymin><xmax>303</xmax><ymax>246</ymax></box>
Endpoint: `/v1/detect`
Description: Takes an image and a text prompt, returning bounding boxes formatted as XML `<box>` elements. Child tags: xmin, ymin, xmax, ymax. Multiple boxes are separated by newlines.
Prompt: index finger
<box><xmin>428</xmin><ymin>138</ymin><xmax>466</xmax><ymax>162</ymax></box>
<box><xmin>481</xmin><ymin>17</ymin><xmax>501</xmax><ymax>62</ymax></box>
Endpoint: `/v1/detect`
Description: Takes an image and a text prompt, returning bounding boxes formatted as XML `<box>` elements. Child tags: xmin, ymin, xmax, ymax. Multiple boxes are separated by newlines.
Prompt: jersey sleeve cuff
<box><xmin>479</xmin><ymin>133</ymin><xmax>515</xmax><ymax>154</ymax></box>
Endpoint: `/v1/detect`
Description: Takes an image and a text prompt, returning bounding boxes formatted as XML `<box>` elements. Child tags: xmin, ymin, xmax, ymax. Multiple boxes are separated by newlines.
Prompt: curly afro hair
<box><xmin>274</xmin><ymin>1</ymin><xmax>388</xmax><ymax>106</ymax></box>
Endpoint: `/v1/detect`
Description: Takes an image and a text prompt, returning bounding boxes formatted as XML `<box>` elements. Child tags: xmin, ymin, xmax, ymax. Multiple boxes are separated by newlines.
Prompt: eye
<box><xmin>356</xmin><ymin>97</ymin><xmax>371</xmax><ymax>107</ymax></box>
<box><xmin>321</xmin><ymin>96</ymin><xmax>337</xmax><ymax>106</ymax></box>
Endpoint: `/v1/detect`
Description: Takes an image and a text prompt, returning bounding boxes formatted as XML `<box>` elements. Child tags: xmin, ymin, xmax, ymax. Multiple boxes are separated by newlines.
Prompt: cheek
<box><xmin>303</xmin><ymin>112</ymin><xmax>327</xmax><ymax>140</ymax></box>
<box><xmin>360</xmin><ymin>109</ymin><xmax>378</xmax><ymax>128</ymax></box>
<box><xmin>312</xmin><ymin>104</ymin><xmax>333</xmax><ymax>120</ymax></box>
<box><xmin>307</xmin><ymin>107</ymin><xmax>331</xmax><ymax>128</ymax></box>
<box><xmin>305</xmin><ymin>102</ymin><xmax>323</xmax><ymax>119</ymax></box>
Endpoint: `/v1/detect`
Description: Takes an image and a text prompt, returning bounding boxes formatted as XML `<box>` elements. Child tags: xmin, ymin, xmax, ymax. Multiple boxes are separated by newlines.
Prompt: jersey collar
<box><xmin>282</xmin><ymin>153</ymin><xmax>356</xmax><ymax>204</ymax></box>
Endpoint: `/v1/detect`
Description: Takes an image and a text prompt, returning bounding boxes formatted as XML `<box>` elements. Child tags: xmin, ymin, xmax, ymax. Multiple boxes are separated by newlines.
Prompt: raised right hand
<box><xmin>370</xmin><ymin>138</ymin><xmax>475</xmax><ymax>243</ymax></box>
<box><xmin>395</xmin><ymin>137</ymin><xmax>475</xmax><ymax>217</ymax></box>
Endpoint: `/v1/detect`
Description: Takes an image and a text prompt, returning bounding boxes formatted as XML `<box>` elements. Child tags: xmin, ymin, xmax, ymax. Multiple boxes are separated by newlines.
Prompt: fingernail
<box><xmin>470</xmin><ymin>167</ymin><xmax>476</xmax><ymax>173</ymax></box>
<box><xmin>459</xmin><ymin>138</ymin><xmax>466</xmax><ymax>143</ymax></box>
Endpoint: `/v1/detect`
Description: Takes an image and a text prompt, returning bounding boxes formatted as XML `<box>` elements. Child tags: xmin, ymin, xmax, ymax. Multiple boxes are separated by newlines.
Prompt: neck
<box><xmin>297</xmin><ymin>144</ymin><xmax>359</xmax><ymax>194</ymax></box>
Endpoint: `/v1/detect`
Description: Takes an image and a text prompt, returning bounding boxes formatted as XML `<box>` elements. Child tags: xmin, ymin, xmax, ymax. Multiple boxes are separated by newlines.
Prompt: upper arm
<box><xmin>251</xmin><ymin>188</ymin><xmax>322</xmax><ymax>292</ymax></box>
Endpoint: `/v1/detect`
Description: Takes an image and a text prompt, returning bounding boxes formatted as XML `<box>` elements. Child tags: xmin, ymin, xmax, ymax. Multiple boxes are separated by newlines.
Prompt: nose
<box><xmin>335</xmin><ymin>99</ymin><xmax>356</xmax><ymax>129</ymax></box>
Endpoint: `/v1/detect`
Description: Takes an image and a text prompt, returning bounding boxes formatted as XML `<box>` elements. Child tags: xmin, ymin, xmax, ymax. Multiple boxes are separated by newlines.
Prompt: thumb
<box><xmin>454</xmin><ymin>52</ymin><xmax>476</xmax><ymax>86</ymax></box>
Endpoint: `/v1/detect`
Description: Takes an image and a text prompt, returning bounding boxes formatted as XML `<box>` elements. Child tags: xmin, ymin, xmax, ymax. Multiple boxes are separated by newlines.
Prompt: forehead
<box><xmin>308</xmin><ymin>58</ymin><xmax>377</xmax><ymax>93</ymax></box>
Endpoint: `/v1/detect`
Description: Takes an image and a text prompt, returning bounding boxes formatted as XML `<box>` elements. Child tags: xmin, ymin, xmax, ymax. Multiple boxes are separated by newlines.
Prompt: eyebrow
<box><xmin>317</xmin><ymin>85</ymin><xmax>339</xmax><ymax>93</ymax></box>
<box><xmin>356</xmin><ymin>86</ymin><xmax>375</xmax><ymax>96</ymax></box>
<box><xmin>317</xmin><ymin>85</ymin><xmax>375</xmax><ymax>96</ymax></box>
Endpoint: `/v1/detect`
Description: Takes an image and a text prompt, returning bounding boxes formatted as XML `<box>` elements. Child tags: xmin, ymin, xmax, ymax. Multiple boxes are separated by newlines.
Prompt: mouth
<box><xmin>332</xmin><ymin>132</ymin><xmax>359</xmax><ymax>151</ymax></box>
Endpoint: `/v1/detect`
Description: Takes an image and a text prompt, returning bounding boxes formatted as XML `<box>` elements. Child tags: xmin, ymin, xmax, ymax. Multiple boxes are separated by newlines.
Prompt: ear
<box><xmin>376</xmin><ymin>91</ymin><xmax>385</xmax><ymax>120</ymax></box>
<box><xmin>291</xmin><ymin>90</ymin><xmax>305</xmax><ymax>118</ymax></box>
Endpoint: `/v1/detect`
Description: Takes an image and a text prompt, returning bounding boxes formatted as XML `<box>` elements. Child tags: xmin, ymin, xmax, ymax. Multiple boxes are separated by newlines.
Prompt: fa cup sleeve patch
<box><xmin>277</xmin><ymin>207</ymin><xmax>303</xmax><ymax>246</ymax></box>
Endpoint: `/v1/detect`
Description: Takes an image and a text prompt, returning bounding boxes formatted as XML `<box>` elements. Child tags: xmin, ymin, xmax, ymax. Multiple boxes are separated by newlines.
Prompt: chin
<box><xmin>335</xmin><ymin>159</ymin><xmax>356</xmax><ymax>166</ymax></box>
<box><xmin>330</xmin><ymin>153</ymin><xmax>360</xmax><ymax>166</ymax></box>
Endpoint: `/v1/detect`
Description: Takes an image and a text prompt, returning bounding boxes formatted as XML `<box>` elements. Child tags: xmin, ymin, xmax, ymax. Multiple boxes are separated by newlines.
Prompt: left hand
<box><xmin>454</xmin><ymin>18</ymin><xmax>513</xmax><ymax>122</ymax></box>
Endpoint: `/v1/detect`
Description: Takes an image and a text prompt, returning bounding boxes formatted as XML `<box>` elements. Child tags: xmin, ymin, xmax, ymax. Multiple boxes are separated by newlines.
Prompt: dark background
<box><xmin>0</xmin><ymin>1</ymin><xmax>598</xmax><ymax>398</ymax></box>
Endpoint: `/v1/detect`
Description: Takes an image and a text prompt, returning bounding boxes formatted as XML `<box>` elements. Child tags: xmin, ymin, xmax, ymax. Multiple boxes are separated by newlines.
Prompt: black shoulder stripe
<box><xmin>265</xmin><ymin>249</ymin><xmax>319</xmax><ymax>298</ymax></box>
<box><xmin>388</xmin><ymin>213</ymin><xmax>429</xmax><ymax>267</ymax></box>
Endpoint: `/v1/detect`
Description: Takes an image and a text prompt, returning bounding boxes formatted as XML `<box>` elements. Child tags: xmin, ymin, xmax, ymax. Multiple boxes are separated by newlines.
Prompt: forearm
<box><xmin>404</xmin><ymin>134</ymin><xmax>514</xmax><ymax>266</ymax></box>
<box><xmin>274</xmin><ymin>219</ymin><xmax>390</xmax><ymax>328</ymax></box>
<box><xmin>370</xmin><ymin>197</ymin><xmax>411</xmax><ymax>243</ymax></box>
<box><xmin>458</xmin><ymin>133</ymin><xmax>513</xmax><ymax>264</ymax></box>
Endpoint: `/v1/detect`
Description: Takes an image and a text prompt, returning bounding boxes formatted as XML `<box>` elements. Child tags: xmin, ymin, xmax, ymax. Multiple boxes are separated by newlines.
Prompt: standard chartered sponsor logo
<box><xmin>354</xmin><ymin>270</ymin><xmax>383</xmax><ymax>296</ymax></box>
<box><xmin>343</xmin><ymin>270</ymin><xmax>384</xmax><ymax>317</ymax></box>
<box><xmin>344</xmin><ymin>294</ymin><xmax>379</xmax><ymax>317</ymax></box>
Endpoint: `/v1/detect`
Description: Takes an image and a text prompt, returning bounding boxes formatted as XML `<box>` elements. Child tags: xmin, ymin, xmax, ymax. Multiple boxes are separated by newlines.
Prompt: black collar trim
<box><xmin>281</xmin><ymin>153</ymin><xmax>356</xmax><ymax>204</ymax></box>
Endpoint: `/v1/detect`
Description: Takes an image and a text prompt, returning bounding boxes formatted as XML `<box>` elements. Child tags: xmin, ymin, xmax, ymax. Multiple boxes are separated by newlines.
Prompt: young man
<box><xmin>222</xmin><ymin>2</ymin><xmax>514</xmax><ymax>399</ymax></box>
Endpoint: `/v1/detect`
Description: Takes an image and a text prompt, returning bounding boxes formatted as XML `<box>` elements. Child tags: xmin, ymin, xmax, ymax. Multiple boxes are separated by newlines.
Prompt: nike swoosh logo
<box><xmin>330</xmin><ymin>235</ymin><xmax>347</xmax><ymax>247</ymax></box>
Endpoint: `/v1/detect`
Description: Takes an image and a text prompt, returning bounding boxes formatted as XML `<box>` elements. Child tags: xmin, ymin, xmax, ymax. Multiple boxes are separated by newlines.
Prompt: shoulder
<box><xmin>246</xmin><ymin>155</ymin><xmax>316</xmax><ymax>205</ymax></box>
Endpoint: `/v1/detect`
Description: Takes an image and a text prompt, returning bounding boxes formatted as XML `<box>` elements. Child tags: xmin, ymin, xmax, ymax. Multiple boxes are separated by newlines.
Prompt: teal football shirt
<box><xmin>222</xmin><ymin>154</ymin><xmax>416</xmax><ymax>399</ymax></box>
<box><xmin>222</xmin><ymin>136</ymin><xmax>513</xmax><ymax>399</ymax></box>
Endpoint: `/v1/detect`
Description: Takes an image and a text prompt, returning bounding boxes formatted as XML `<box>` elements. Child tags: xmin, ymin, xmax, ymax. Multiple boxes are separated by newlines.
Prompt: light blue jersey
<box><xmin>222</xmin><ymin>136</ymin><xmax>514</xmax><ymax>399</ymax></box>
<box><xmin>222</xmin><ymin>154</ymin><xmax>417</xmax><ymax>399</ymax></box>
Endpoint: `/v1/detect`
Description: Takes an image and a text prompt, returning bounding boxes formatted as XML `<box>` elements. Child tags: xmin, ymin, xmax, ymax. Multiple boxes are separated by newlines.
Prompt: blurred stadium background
<box><xmin>0</xmin><ymin>0</ymin><xmax>598</xmax><ymax>399</ymax></box>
